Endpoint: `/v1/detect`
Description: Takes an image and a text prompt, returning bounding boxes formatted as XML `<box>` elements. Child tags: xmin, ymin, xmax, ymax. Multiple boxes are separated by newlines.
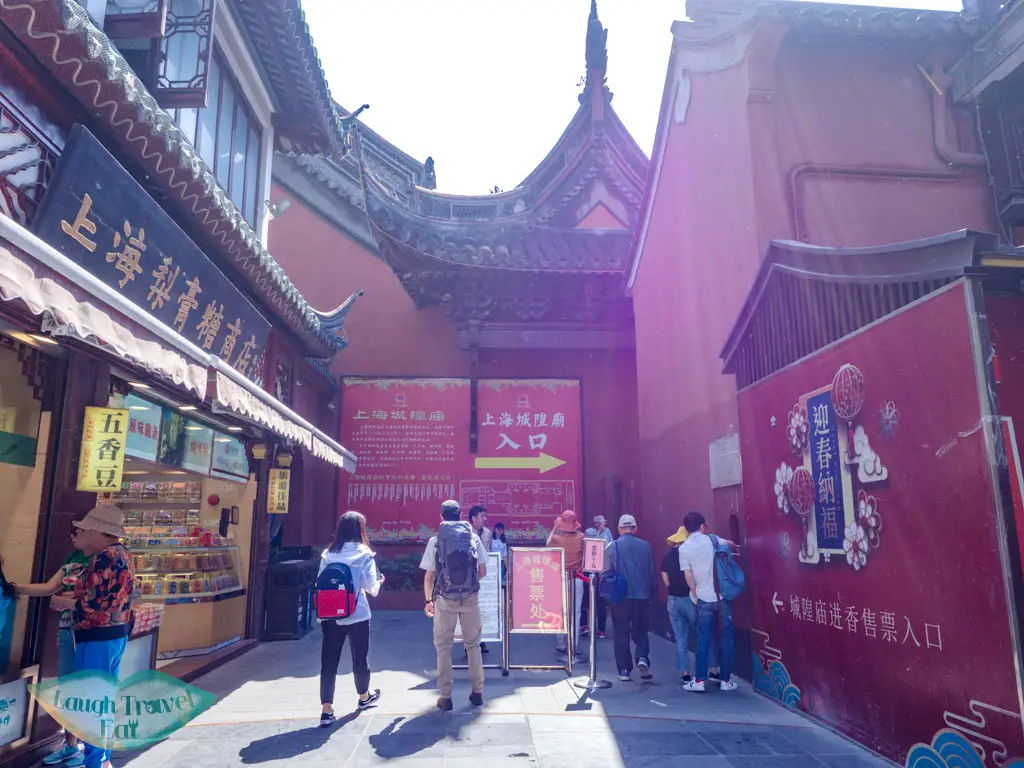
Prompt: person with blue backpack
<box><xmin>316</xmin><ymin>511</ymin><xmax>384</xmax><ymax>726</ymax></box>
<box><xmin>678</xmin><ymin>511</ymin><xmax>744</xmax><ymax>693</ymax></box>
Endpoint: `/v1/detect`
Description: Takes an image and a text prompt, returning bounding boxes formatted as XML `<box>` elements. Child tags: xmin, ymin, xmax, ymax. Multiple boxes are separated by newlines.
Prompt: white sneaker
<box><xmin>683</xmin><ymin>679</ymin><xmax>706</xmax><ymax>692</ymax></box>
<box><xmin>720</xmin><ymin>679</ymin><xmax>738</xmax><ymax>691</ymax></box>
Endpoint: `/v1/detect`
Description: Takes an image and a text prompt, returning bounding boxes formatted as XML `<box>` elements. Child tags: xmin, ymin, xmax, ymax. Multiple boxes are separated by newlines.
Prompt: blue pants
<box><xmin>667</xmin><ymin>595</ymin><xmax>718</xmax><ymax>674</ymax></box>
<box><xmin>74</xmin><ymin>636</ymin><xmax>127</xmax><ymax>767</ymax></box>
<box><xmin>696</xmin><ymin>599</ymin><xmax>734</xmax><ymax>682</ymax></box>
<box><xmin>57</xmin><ymin>628</ymin><xmax>76</xmax><ymax>677</ymax></box>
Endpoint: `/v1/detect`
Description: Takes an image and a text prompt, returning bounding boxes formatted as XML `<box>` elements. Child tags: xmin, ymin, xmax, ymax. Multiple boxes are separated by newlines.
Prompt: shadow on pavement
<box><xmin>367</xmin><ymin>711</ymin><xmax>469</xmax><ymax>760</ymax></box>
<box><xmin>238</xmin><ymin>712</ymin><xmax>360</xmax><ymax>763</ymax></box>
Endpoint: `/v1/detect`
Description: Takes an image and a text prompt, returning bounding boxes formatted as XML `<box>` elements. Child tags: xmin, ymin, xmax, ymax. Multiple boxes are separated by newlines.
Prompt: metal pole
<box><xmin>574</xmin><ymin>572</ymin><xmax>611</xmax><ymax>690</ymax></box>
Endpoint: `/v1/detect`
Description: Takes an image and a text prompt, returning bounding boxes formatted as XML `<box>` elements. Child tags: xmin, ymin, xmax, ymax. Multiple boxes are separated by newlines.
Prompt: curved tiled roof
<box><xmin>233</xmin><ymin>0</ymin><xmax>349</xmax><ymax>156</ymax></box>
<box><xmin>0</xmin><ymin>0</ymin><xmax>350</xmax><ymax>355</ymax></box>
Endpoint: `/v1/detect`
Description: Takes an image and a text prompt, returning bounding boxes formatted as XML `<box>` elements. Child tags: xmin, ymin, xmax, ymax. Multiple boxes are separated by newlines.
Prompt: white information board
<box><xmin>0</xmin><ymin>675</ymin><xmax>30</xmax><ymax>748</ymax></box>
<box><xmin>456</xmin><ymin>552</ymin><xmax>503</xmax><ymax>644</ymax></box>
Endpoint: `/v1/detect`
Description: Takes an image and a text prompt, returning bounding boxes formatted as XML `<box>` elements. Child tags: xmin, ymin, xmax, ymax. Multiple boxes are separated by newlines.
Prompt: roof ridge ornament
<box><xmin>580</xmin><ymin>0</ymin><xmax>612</xmax><ymax>106</ymax></box>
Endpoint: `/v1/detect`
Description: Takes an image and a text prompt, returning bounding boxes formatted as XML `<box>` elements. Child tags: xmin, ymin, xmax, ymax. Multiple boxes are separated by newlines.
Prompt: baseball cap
<box><xmin>618</xmin><ymin>514</ymin><xmax>637</xmax><ymax>528</ymax></box>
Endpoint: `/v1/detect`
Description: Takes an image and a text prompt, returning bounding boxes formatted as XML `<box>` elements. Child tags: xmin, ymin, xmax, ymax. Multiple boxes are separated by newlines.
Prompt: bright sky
<box><xmin>302</xmin><ymin>0</ymin><xmax>962</xmax><ymax>195</ymax></box>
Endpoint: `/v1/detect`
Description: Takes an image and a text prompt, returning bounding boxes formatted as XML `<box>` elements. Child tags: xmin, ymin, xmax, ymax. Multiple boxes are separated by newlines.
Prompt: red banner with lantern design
<box><xmin>737</xmin><ymin>281</ymin><xmax>1024</xmax><ymax>767</ymax></box>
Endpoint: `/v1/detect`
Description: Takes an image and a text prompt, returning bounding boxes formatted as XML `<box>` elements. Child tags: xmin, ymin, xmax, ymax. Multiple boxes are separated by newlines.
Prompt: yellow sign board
<box><xmin>268</xmin><ymin>468</ymin><xmax>290</xmax><ymax>515</ymax></box>
<box><xmin>77</xmin><ymin>407</ymin><xmax>129</xmax><ymax>492</ymax></box>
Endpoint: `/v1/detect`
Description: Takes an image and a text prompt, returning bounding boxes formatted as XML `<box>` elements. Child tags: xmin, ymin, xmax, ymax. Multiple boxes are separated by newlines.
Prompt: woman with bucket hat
<box><xmin>68</xmin><ymin>503</ymin><xmax>135</xmax><ymax>768</ymax></box>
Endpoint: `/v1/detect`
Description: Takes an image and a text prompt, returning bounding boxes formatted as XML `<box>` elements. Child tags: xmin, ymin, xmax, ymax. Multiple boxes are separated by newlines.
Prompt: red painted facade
<box><xmin>267</xmin><ymin>184</ymin><xmax>642</xmax><ymax>542</ymax></box>
<box><xmin>630</xmin><ymin>16</ymin><xmax>997</xmax><ymax>547</ymax></box>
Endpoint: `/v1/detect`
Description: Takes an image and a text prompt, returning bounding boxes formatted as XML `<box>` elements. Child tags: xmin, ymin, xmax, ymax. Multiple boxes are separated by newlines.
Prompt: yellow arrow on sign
<box><xmin>474</xmin><ymin>452</ymin><xmax>566</xmax><ymax>474</ymax></box>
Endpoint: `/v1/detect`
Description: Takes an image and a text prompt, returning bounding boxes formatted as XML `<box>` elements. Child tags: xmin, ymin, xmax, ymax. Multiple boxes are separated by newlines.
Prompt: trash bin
<box><xmin>263</xmin><ymin>559</ymin><xmax>317</xmax><ymax>641</ymax></box>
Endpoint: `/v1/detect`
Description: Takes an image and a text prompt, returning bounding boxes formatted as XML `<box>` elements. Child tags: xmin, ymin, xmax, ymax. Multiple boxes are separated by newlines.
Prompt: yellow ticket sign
<box><xmin>268</xmin><ymin>468</ymin><xmax>290</xmax><ymax>514</ymax></box>
<box><xmin>77</xmin><ymin>407</ymin><xmax>129</xmax><ymax>492</ymax></box>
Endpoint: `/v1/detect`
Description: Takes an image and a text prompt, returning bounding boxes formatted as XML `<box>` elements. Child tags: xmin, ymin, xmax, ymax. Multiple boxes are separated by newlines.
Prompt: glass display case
<box><xmin>117</xmin><ymin>481</ymin><xmax>243</xmax><ymax>605</ymax></box>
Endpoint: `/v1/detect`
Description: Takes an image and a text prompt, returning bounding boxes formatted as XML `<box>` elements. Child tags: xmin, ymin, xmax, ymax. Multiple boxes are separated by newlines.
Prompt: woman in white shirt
<box><xmin>318</xmin><ymin>511</ymin><xmax>384</xmax><ymax>725</ymax></box>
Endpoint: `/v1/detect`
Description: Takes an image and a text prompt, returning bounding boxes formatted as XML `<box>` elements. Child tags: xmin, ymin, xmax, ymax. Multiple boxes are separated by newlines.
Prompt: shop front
<box><xmin>108</xmin><ymin>388</ymin><xmax>254</xmax><ymax>664</ymax></box>
<box><xmin>0</xmin><ymin>326</ymin><xmax>65</xmax><ymax>758</ymax></box>
<box><xmin>0</xmin><ymin>122</ymin><xmax>355</xmax><ymax>764</ymax></box>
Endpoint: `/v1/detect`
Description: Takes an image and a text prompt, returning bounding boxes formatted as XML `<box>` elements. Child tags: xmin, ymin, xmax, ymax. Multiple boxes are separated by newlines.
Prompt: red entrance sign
<box><xmin>508</xmin><ymin>548</ymin><xmax>565</xmax><ymax>633</ymax></box>
<box><xmin>737</xmin><ymin>282</ymin><xmax>1024</xmax><ymax>765</ymax></box>
<box><xmin>342</xmin><ymin>378</ymin><xmax>582</xmax><ymax>543</ymax></box>
<box><xmin>468</xmin><ymin>380</ymin><xmax>582</xmax><ymax>541</ymax></box>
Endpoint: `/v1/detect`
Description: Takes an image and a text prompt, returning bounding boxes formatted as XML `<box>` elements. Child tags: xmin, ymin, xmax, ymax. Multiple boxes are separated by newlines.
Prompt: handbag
<box><xmin>598</xmin><ymin>541</ymin><xmax>627</xmax><ymax>605</ymax></box>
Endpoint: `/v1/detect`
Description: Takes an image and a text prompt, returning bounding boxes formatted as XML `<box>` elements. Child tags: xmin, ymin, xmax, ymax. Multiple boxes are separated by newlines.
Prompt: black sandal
<box><xmin>358</xmin><ymin>689</ymin><xmax>381</xmax><ymax>709</ymax></box>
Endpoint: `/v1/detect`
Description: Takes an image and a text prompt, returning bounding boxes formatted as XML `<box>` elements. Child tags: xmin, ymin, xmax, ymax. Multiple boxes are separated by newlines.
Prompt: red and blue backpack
<box><xmin>315</xmin><ymin>562</ymin><xmax>358</xmax><ymax>620</ymax></box>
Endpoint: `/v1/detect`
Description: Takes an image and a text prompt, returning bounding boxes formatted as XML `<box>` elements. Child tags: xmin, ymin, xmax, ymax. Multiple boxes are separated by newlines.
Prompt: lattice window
<box><xmin>0</xmin><ymin>92</ymin><xmax>59</xmax><ymax>227</ymax></box>
<box><xmin>154</xmin><ymin>0</ymin><xmax>217</xmax><ymax>109</ymax></box>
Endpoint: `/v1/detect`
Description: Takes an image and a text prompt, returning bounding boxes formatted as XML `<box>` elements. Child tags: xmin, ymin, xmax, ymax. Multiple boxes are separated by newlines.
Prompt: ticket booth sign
<box><xmin>582</xmin><ymin>538</ymin><xmax>606</xmax><ymax>573</ymax></box>
<box><xmin>509</xmin><ymin>548</ymin><xmax>565</xmax><ymax>634</ymax></box>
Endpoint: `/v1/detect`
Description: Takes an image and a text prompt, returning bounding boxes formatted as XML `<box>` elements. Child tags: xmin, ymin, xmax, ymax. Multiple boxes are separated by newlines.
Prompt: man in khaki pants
<box><xmin>421</xmin><ymin>500</ymin><xmax>488</xmax><ymax>710</ymax></box>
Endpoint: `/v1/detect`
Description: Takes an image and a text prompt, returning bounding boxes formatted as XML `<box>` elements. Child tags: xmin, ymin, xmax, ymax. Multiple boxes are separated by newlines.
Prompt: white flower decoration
<box><xmin>787</xmin><ymin>407</ymin><xmax>809</xmax><ymax>455</ymax></box>
<box><xmin>858</xmin><ymin>491</ymin><xmax>882</xmax><ymax>548</ymax></box>
<box><xmin>843</xmin><ymin>521</ymin><xmax>869</xmax><ymax>571</ymax></box>
<box><xmin>774</xmin><ymin>463</ymin><xmax>793</xmax><ymax>514</ymax></box>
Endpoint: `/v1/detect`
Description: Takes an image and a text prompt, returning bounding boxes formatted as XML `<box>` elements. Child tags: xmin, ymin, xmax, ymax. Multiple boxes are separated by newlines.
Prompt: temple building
<box><xmin>269</xmin><ymin>1</ymin><xmax>648</xmax><ymax>552</ymax></box>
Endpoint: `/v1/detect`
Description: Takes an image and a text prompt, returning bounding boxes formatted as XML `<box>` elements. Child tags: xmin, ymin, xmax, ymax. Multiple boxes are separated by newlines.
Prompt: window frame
<box><xmin>170</xmin><ymin>43</ymin><xmax>263</xmax><ymax>228</ymax></box>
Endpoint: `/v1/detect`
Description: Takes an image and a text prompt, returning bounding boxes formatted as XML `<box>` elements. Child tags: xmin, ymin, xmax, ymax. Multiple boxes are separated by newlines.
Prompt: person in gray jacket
<box><xmin>604</xmin><ymin>514</ymin><xmax>657</xmax><ymax>681</ymax></box>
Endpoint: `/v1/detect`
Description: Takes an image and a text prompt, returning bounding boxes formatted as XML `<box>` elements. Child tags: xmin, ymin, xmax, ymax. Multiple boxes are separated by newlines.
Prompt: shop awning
<box><xmin>0</xmin><ymin>244</ymin><xmax>208</xmax><ymax>397</ymax></box>
<box><xmin>0</xmin><ymin>216</ymin><xmax>356</xmax><ymax>472</ymax></box>
<box><xmin>210</xmin><ymin>369</ymin><xmax>356</xmax><ymax>472</ymax></box>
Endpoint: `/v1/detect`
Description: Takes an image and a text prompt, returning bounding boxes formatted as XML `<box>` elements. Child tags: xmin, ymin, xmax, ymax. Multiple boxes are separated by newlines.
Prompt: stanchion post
<box><xmin>574</xmin><ymin>571</ymin><xmax>612</xmax><ymax>690</ymax></box>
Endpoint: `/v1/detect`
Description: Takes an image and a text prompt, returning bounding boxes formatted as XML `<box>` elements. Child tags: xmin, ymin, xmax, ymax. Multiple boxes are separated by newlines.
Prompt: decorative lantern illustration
<box><xmin>831</xmin><ymin>363</ymin><xmax>865</xmax><ymax>460</ymax></box>
<box><xmin>788</xmin><ymin>467</ymin><xmax>816</xmax><ymax>557</ymax></box>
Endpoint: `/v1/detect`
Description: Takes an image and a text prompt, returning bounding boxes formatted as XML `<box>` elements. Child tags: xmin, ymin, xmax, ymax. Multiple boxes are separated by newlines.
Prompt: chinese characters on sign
<box><xmin>455</xmin><ymin>552</ymin><xmax>502</xmax><ymax>643</ymax></box>
<box><xmin>342</xmin><ymin>379</ymin><xmax>582</xmax><ymax>543</ymax></box>
<box><xmin>268</xmin><ymin>468</ymin><xmax>290</xmax><ymax>515</ymax></box>
<box><xmin>211</xmin><ymin>435</ymin><xmax>249</xmax><ymax>482</ymax></box>
<box><xmin>32</xmin><ymin>125</ymin><xmax>270</xmax><ymax>382</ymax></box>
<box><xmin>0</xmin><ymin>677</ymin><xmax>29</xmax><ymax>748</ymax></box>
<box><xmin>77</xmin><ymin>407</ymin><xmax>129</xmax><ymax>492</ymax></box>
<box><xmin>509</xmin><ymin>548</ymin><xmax>566</xmax><ymax>633</ymax></box>
<box><xmin>582</xmin><ymin>538</ymin><xmax>606</xmax><ymax>573</ymax></box>
<box><xmin>342</xmin><ymin>379</ymin><xmax>469</xmax><ymax>542</ymax></box>
<box><xmin>807</xmin><ymin>390</ymin><xmax>845</xmax><ymax>552</ymax></box>
<box><xmin>785</xmin><ymin>595</ymin><xmax>943</xmax><ymax>650</ymax></box>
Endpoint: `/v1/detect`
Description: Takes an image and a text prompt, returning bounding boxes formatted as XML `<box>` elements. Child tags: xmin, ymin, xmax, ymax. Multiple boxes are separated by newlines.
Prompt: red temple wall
<box><xmin>631</xmin><ymin>29</ymin><xmax>997</xmax><ymax>548</ymax></box>
<box><xmin>267</xmin><ymin>183</ymin><xmax>642</xmax><ymax>539</ymax></box>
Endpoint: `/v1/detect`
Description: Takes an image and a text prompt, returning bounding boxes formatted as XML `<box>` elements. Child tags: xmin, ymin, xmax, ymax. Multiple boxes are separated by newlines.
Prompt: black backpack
<box><xmin>434</xmin><ymin>521</ymin><xmax>480</xmax><ymax>598</ymax></box>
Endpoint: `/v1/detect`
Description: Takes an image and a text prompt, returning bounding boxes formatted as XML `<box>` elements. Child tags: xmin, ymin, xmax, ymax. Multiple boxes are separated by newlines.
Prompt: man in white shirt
<box><xmin>421</xmin><ymin>500</ymin><xmax>489</xmax><ymax>710</ymax></box>
<box><xmin>678</xmin><ymin>511</ymin><xmax>738</xmax><ymax>693</ymax></box>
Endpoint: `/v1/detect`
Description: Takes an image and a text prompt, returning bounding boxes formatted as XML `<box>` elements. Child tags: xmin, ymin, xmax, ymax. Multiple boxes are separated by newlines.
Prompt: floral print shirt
<box><xmin>73</xmin><ymin>544</ymin><xmax>135</xmax><ymax>632</ymax></box>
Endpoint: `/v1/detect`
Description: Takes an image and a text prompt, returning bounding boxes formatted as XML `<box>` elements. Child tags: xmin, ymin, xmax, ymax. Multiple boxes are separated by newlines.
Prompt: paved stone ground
<box><xmin>112</xmin><ymin>611</ymin><xmax>894</xmax><ymax>768</ymax></box>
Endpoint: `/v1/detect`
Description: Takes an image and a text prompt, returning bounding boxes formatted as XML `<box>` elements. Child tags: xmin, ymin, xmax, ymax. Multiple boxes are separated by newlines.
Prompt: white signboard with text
<box><xmin>455</xmin><ymin>552</ymin><xmax>502</xmax><ymax>644</ymax></box>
